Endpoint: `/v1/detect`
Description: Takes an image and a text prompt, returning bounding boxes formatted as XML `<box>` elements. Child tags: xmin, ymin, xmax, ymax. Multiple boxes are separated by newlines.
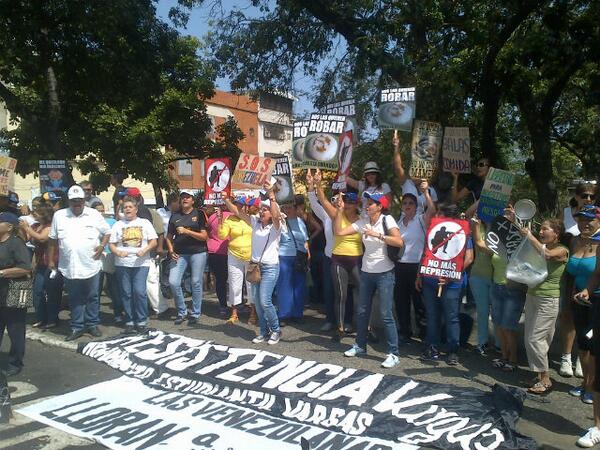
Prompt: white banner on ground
<box><xmin>18</xmin><ymin>376</ymin><xmax>408</xmax><ymax>450</ymax></box>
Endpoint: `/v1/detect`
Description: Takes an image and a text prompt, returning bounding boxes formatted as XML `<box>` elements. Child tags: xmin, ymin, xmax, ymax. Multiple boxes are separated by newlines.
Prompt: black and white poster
<box><xmin>292</xmin><ymin>120</ymin><xmax>310</xmax><ymax>169</ymax></box>
<box><xmin>16</xmin><ymin>331</ymin><xmax>538</xmax><ymax>449</ymax></box>
<box><xmin>377</xmin><ymin>88</ymin><xmax>416</xmax><ymax>131</ymax></box>
<box><xmin>486</xmin><ymin>216</ymin><xmax>524</xmax><ymax>261</ymax></box>
<box><xmin>267</xmin><ymin>154</ymin><xmax>294</xmax><ymax>204</ymax></box>
<box><xmin>39</xmin><ymin>160</ymin><xmax>74</xmax><ymax>194</ymax></box>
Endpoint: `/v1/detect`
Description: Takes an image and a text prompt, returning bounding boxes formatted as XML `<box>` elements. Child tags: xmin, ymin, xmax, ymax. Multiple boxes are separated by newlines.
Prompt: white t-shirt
<box><xmin>251</xmin><ymin>215</ymin><xmax>284</xmax><ymax>265</ymax></box>
<box><xmin>156</xmin><ymin>207</ymin><xmax>172</xmax><ymax>232</ymax></box>
<box><xmin>49</xmin><ymin>207</ymin><xmax>111</xmax><ymax>279</ymax></box>
<box><xmin>358</xmin><ymin>180</ymin><xmax>391</xmax><ymax>217</ymax></box>
<box><xmin>109</xmin><ymin>217</ymin><xmax>158</xmax><ymax>267</ymax></box>
<box><xmin>351</xmin><ymin>214</ymin><xmax>399</xmax><ymax>273</ymax></box>
<box><xmin>563</xmin><ymin>206</ymin><xmax>579</xmax><ymax>237</ymax></box>
<box><xmin>401</xmin><ymin>179</ymin><xmax>438</xmax><ymax>214</ymax></box>
<box><xmin>397</xmin><ymin>213</ymin><xmax>426</xmax><ymax>264</ymax></box>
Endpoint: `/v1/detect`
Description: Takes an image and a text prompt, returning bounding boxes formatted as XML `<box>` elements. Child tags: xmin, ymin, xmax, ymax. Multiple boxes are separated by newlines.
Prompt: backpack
<box><xmin>382</xmin><ymin>215</ymin><xmax>402</xmax><ymax>262</ymax></box>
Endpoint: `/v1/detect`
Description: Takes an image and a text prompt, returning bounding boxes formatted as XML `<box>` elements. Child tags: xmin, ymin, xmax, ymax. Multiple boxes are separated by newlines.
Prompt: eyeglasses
<box><xmin>476</xmin><ymin>162</ymin><xmax>489</xmax><ymax>168</ymax></box>
<box><xmin>580</xmin><ymin>193</ymin><xmax>596</xmax><ymax>200</ymax></box>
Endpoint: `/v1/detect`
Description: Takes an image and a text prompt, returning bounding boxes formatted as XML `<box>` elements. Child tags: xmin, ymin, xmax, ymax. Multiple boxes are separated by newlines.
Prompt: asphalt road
<box><xmin>0</xmin><ymin>292</ymin><xmax>595</xmax><ymax>449</ymax></box>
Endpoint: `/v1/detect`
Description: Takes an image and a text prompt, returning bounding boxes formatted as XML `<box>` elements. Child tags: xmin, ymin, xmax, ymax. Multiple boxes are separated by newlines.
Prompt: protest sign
<box><xmin>331</xmin><ymin>130</ymin><xmax>353</xmax><ymax>191</ymax></box>
<box><xmin>442</xmin><ymin>127</ymin><xmax>471</xmax><ymax>174</ymax></box>
<box><xmin>409</xmin><ymin>120</ymin><xmax>443</xmax><ymax>180</ymax></box>
<box><xmin>486</xmin><ymin>215</ymin><xmax>524</xmax><ymax>261</ymax></box>
<box><xmin>39</xmin><ymin>160</ymin><xmax>72</xmax><ymax>193</ymax></box>
<box><xmin>324</xmin><ymin>98</ymin><xmax>355</xmax><ymax>116</ymax></box>
<box><xmin>377</xmin><ymin>87</ymin><xmax>415</xmax><ymax>131</ymax></box>
<box><xmin>477</xmin><ymin>168</ymin><xmax>515</xmax><ymax>223</ymax></box>
<box><xmin>269</xmin><ymin>154</ymin><xmax>294</xmax><ymax>204</ymax></box>
<box><xmin>231</xmin><ymin>154</ymin><xmax>276</xmax><ymax>190</ymax></box>
<box><xmin>420</xmin><ymin>217</ymin><xmax>471</xmax><ymax>282</ymax></box>
<box><xmin>293</xmin><ymin>114</ymin><xmax>346</xmax><ymax>171</ymax></box>
<box><xmin>0</xmin><ymin>156</ymin><xmax>16</xmax><ymax>196</ymax></box>
<box><xmin>291</xmin><ymin>120</ymin><xmax>310</xmax><ymax>169</ymax></box>
<box><xmin>203</xmin><ymin>158</ymin><xmax>231</xmax><ymax>206</ymax></box>
<box><xmin>31</xmin><ymin>330</ymin><xmax>537</xmax><ymax>450</ymax></box>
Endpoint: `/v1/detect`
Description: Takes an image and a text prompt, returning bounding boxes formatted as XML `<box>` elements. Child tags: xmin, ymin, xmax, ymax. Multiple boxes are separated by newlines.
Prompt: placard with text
<box><xmin>203</xmin><ymin>158</ymin><xmax>231</xmax><ymax>206</ymax></box>
<box><xmin>409</xmin><ymin>120</ymin><xmax>443</xmax><ymax>180</ymax></box>
<box><xmin>420</xmin><ymin>217</ymin><xmax>471</xmax><ymax>282</ymax></box>
<box><xmin>377</xmin><ymin>87</ymin><xmax>415</xmax><ymax>131</ymax></box>
<box><xmin>442</xmin><ymin>127</ymin><xmax>471</xmax><ymax>174</ymax></box>
<box><xmin>231</xmin><ymin>155</ymin><xmax>276</xmax><ymax>190</ymax></box>
<box><xmin>477</xmin><ymin>168</ymin><xmax>515</xmax><ymax>223</ymax></box>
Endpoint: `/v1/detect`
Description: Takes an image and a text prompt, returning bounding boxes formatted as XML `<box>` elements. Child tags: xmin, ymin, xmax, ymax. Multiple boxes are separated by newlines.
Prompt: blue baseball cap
<box><xmin>42</xmin><ymin>191</ymin><xmax>60</xmax><ymax>202</ymax></box>
<box><xmin>363</xmin><ymin>192</ymin><xmax>390</xmax><ymax>209</ymax></box>
<box><xmin>233</xmin><ymin>196</ymin><xmax>246</xmax><ymax>205</ymax></box>
<box><xmin>343</xmin><ymin>192</ymin><xmax>358</xmax><ymax>203</ymax></box>
<box><xmin>0</xmin><ymin>212</ymin><xmax>19</xmax><ymax>225</ymax></box>
<box><xmin>575</xmin><ymin>205</ymin><xmax>600</xmax><ymax>220</ymax></box>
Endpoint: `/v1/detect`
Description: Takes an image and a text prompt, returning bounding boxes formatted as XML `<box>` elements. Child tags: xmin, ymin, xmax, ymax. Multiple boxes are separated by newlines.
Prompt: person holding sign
<box><xmin>393</xmin><ymin>132</ymin><xmax>438</xmax><ymax>214</ymax></box>
<box><xmin>346</xmin><ymin>162</ymin><xmax>392</xmax><ymax>217</ymax></box>
<box><xmin>309</xmin><ymin>169</ymin><xmax>362</xmax><ymax>341</ymax></box>
<box><xmin>417</xmin><ymin>204</ymin><xmax>474</xmax><ymax>365</ymax></box>
<box><xmin>450</xmin><ymin>158</ymin><xmax>491</xmax><ymax>204</ymax></box>
<box><xmin>223</xmin><ymin>184</ymin><xmax>284</xmax><ymax>345</ymax></box>
<box><xmin>521</xmin><ymin>219</ymin><xmax>568</xmax><ymax>395</ymax></box>
<box><xmin>334</xmin><ymin>193</ymin><xmax>404</xmax><ymax>368</ymax></box>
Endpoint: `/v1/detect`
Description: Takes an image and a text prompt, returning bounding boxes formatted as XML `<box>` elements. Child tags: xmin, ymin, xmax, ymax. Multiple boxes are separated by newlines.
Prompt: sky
<box><xmin>156</xmin><ymin>0</ymin><xmax>315</xmax><ymax>116</ymax></box>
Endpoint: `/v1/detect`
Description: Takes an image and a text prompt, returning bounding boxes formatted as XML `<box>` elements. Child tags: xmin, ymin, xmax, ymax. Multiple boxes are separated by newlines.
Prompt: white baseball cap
<box><xmin>67</xmin><ymin>185</ymin><xmax>85</xmax><ymax>200</ymax></box>
<box><xmin>179</xmin><ymin>189</ymin><xmax>195</xmax><ymax>197</ymax></box>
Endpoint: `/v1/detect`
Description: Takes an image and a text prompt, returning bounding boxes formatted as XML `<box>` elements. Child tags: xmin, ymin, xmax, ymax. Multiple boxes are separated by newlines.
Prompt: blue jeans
<box><xmin>277</xmin><ymin>255</ymin><xmax>306</xmax><ymax>319</ymax></box>
<box><xmin>469</xmin><ymin>275</ymin><xmax>493</xmax><ymax>346</ymax></box>
<box><xmin>356</xmin><ymin>270</ymin><xmax>398</xmax><ymax>355</ymax></box>
<box><xmin>33</xmin><ymin>266</ymin><xmax>63</xmax><ymax>324</ymax></box>
<box><xmin>65</xmin><ymin>272</ymin><xmax>101</xmax><ymax>331</ymax></box>
<box><xmin>251</xmin><ymin>263</ymin><xmax>280</xmax><ymax>337</ymax></box>
<box><xmin>423</xmin><ymin>282</ymin><xmax>461</xmax><ymax>352</ymax></box>
<box><xmin>491</xmin><ymin>283</ymin><xmax>526</xmax><ymax>331</ymax></box>
<box><xmin>169</xmin><ymin>252</ymin><xmax>207</xmax><ymax>318</ymax></box>
<box><xmin>116</xmin><ymin>266</ymin><xmax>150</xmax><ymax>326</ymax></box>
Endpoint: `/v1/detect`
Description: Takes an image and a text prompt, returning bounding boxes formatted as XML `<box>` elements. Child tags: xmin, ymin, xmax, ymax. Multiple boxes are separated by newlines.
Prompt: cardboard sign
<box><xmin>291</xmin><ymin>120</ymin><xmax>310</xmax><ymax>169</ymax></box>
<box><xmin>0</xmin><ymin>156</ymin><xmax>16</xmax><ymax>196</ymax></box>
<box><xmin>442</xmin><ymin>127</ymin><xmax>471</xmax><ymax>174</ymax></box>
<box><xmin>486</xmin><ymin>215</ymin><xmax>523</xmax><ymax>261</ymax></box>
<box><xmin>39</xmin><ymin>160</ymin><xmax>72</xmax><ymax>193</ymax></box>
<box><xmin>420</xmin><ymin>217</ymin><xmax>471</xmax><ymax>281</ymax></box>
<box><xmin>292</xmin><ymin>114</ymin><xmax>345</xmax><ymax>171</ymax></box>
<box><xmin>324</xmin><ymin>99</ymin><xmax>355</xmax><ymax>116</ymax></box>
<box><xmin>377</xmin><ymin>87</ymin><xmax>415</xmax><ymax>131</ymax></box>
<box><xmin>270</xmin><ymin>155</ymin><xmax>294</xmax><ymax>204</ymax></box>
<box><xmin>409</xmin><ymin>120</ymin><xmax>443</xmax><ymax>180</ymax></box>
<box><xmin>477</xmin><ymin>168</ymin><xmax>515</xmax><ymax>223</ymax></box>
<box><xmin>331</xmin><ymin>130</ymin><xmax>353</xmax><ymax>191</ymax></box>
<box><xmin>203</xmin><ymin>158</ymin><xmax>231</xmax><ymax>206</ymax></box>
<box><xmin>231</xmin><ymin>154</ymin><xmax>275</xmax><ymax>190</ymax></box>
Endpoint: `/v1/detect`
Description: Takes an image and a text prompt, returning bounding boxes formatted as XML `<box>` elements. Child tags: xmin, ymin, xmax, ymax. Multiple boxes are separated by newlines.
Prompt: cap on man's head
<box><xmin>42</xmin><ymin>191</ymin><xmax>60</xmax><ymax>202</ymax></box>
<box><xmin>246</xmin><ymin>197</ymin><xmax>259</xmax><ymax>207</ymax></box>
<box><xmin>125</xmin><ymin>187</ymin><xmax>142</xmax><ymax>198</ymax></box>
<box><xmin>363</xmin><ymin>192</ymin><xmax>390</xmax><ymax>209</ymax></box>
<box><xmin>179</xmin><ymin>189</ymin><xmax>195</xmax><ymax>197</ymax></box>
<box><xmin>0</xmin><ymin>212</ymin><xmax>19</xmax><ymax>225</ymax></box>
<box><xmin>67</xmin><ymin>185</ymin><xmax>85</xmax><ymax>200</ymax></box>
<box><xmin>575</xmin><ymin>204</ymin><xmax>600</xmax><ymax>220</ymax></box>
<box><xmin>363</xmin><ymin>161</ymin><xmax>381</xmax><ymax>174</ymax></box>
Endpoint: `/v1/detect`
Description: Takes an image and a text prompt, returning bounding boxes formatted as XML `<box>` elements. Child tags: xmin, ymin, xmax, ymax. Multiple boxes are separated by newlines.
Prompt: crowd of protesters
<box><xmin>2</xmin><ymin>149</ymin><xmax>600</xmax><ymax>446</ymax></box>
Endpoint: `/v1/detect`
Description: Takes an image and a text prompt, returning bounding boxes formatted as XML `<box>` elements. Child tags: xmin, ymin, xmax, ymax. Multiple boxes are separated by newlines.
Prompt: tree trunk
<box><xmin>480</xmin><ymin>87</ymin><xmax>502</xmax><ymax>167</ymax></box>
<box><xmin>153</xmin><ymin>183</ymin><xmax>164</xmax><ymax>208</ymax></box>
<box><xmin>528</xmin><ymin>119</ymin><xmax>558</xmax><ymax>213</ymax></box>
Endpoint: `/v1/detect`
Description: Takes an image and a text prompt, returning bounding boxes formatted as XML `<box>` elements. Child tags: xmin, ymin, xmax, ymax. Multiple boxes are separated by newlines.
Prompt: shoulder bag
<box><xmin>382</xmin><ymin>215</ymin><xmax>402</xmax><ymax>262</ymax></box>
<box><xmin>287</xmin><ymin>219</ymin><xmax>308</xmax><ymax>272</ymax></box>
<box><xmin>246</xmin><ymin>228</ymin><xmax>271</xmax><ymax>284</ymax></box>
<box><xmin>3</xmin><ymin>276</ymin><xmax>33</xmax><ymax>309</ymax></box>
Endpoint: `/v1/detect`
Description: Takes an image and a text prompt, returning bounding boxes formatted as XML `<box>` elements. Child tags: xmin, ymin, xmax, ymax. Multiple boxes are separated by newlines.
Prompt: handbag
<box><xmin>3</xmin><ymin>277</ymin><xmax>33</xmax><ymax>309</ymax></box>
<box><xmin>287</xmin><ymin>219</ymin><xmax>308</xmax><ymax>272</ymax></box>
<box><xmin>246</xmin><ymin>229</ymin><xmax>272</xmax><ymax>284</ymax></box>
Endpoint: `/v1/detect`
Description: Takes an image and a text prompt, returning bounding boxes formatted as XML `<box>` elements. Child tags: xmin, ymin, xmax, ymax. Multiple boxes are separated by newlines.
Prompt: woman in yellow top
<box><xmin>308</xmin><ymin>169</ymin><xmax>362</xmax><ymax>341</ymax></box>
<box><xmin>220</xmin><ymin>196</ymin><xmax>254</xmax><ymax>324</ymax></box>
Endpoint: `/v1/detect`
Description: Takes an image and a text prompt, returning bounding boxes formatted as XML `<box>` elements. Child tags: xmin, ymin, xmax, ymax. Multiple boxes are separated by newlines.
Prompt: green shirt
<box><xmin>529</xmin><ymin>245</ymin><xmax>568</xmax><ymax>298</ymax></box>
<box><xmin>471</xmin><ymin>228</ymin><xmax>493</xmax><ymax>279</ymax></box>
<box><xmin>491</xmin><ymin>253</ymin><xmax>508</xmax><ymax>285</ymax></box>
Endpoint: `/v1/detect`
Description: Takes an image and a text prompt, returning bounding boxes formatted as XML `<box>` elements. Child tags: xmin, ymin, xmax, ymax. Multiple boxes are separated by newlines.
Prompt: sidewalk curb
<box><xmin>26</xmin><ymin>326</ymin><xmax>78</xmax><ymax>351</ymax></box>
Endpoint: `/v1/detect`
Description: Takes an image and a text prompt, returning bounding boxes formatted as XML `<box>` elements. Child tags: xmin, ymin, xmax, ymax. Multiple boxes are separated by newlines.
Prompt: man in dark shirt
<box><xmin>166</xmin><ymin>190</ymin><xmax>208</xmax><ymax>325</ymax></box>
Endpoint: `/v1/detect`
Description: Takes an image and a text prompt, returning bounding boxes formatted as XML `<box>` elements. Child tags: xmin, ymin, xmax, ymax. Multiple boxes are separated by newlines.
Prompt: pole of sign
<box><xmin>437</xmin><ymin>282</ymin><xmax>443</xmax><ymax>298</ymax></box>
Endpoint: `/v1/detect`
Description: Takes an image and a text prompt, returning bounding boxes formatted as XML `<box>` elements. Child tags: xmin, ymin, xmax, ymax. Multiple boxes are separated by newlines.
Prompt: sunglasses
<box><xmin>476</xmin><ymin>162</ymin><xmax>489</xmax><ymax>168</ymax></box>
<box><xmin>580</xmin><ymin>193</ymin><xmax>596</xmax><ymax>200</ymax></box>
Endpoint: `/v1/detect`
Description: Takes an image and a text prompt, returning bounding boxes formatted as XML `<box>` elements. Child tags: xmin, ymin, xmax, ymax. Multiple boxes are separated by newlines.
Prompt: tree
<box><xmin>0</xmin><ymin>0</ymin><xmax>242</xmax><ymax>193</ymax></box>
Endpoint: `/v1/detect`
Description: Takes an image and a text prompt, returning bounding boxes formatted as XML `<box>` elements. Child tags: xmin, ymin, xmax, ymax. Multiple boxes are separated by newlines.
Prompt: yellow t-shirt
<box><xmin>218</xmin><ymin>216</ymin><xmax>252</xmax><ymax>261</ymax></box>
<box><xmin>333</xmin><ymin>214</ymin><xmax>363</xmax><ymax>256</ymax></box>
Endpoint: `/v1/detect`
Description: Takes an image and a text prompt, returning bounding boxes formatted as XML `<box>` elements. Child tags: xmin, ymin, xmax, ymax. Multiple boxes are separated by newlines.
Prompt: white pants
<box><xmin>228</xmin><ymin>253</ymin><xmax>253</xmax><ymax>306</ymax></box>
<box><xmin>147</xmin><ymin>258</ymin><xmax>169</xmax><ymax>314</ymax></box>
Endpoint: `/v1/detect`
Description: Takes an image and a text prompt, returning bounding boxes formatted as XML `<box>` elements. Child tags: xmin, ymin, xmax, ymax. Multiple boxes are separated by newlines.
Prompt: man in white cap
<box><xmin>48</xmin><ymin>185</ymin><xmax>111</xmax><ymax>341</ymax></box>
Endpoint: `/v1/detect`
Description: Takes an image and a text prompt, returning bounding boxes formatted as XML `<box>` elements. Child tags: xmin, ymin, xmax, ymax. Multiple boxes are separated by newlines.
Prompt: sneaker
<box><xmin>268</xmin><ymin>331</ymin><xmax>282</xmax><ymax>345</ymax></box>
<box><xmin>559</xmin><ymin>355</ymin><xmax>574</xmax><ymax>377</ymax></box>
<box><xmin>121</xmin><ymin>325</ymin><xmax>136</xmax><ymax>335</ymax></box>
<box><xmin>187</xmin><ymin>316</ymin><xmax>198</xmax><ymax>325</ymax></box>
<box><xmin>474</xmin><ymin>344</ymin><xmax>487</xmax><ymax>356</ymax></box>
<box><xmin>447</xmin><ymin>352</ymin><xmax>459</xmax><ymax>366</ymax></box>
<box><xmin>344</xmin><ymin>344</ymin><xmax>366</xmax><ymax>357</ymax></box>
<box><xmin>577</xmin><ymin>426</ymin><xmax>600</xmax><ymax>448</ymax></box>
<box><xmin>87</xmin><ymin>326</ymin><xmax>102</xmax><ymax>338</ymax></box>
<box><xmin>135</xmin><ymin>325</ymin><xmax>149</xmax><ymax>334</ymax></box>
<box><xmin>576</xmin><ymin>357</ymin><xmax>584</xmax><ymax>378</ymax></box>
<box><xmin>252</xmin><ymin>334</ymin><xmax>267</xmax><ymax>344</ymax></box>
<box><xmin>582</xmin><ymin>392</ymin><xmax>594</xmax><ymax>404</ymax></box>
<box><xmin>381</xmin><ymin>354</ymin><xmax>400</xmax><ymax>369</ymax></box>
<box><xmin>570</xmin><ymin>386</ymin><xmax>584</xmax><ymax>397</ymax></box>
<box><xmin>420</xmin><ymin>346</ymin><xmax>440</xmax><ymax>361</ymax></box>
<box><xmin>174</xmin><ymin>316</ymin><xmax>186</xmax><ymax>325</ymax></box>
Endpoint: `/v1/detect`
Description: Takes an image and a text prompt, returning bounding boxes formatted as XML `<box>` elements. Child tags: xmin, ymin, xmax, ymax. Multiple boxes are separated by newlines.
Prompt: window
<box><xmin>177</xmin><ymin>159</ymin><xmax>193</xmax><ymax>177</ymax></box>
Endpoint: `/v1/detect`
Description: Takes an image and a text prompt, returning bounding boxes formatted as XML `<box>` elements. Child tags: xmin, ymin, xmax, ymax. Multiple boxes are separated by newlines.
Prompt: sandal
<box><xmin>502</xmin><ymin>362</ymin><xmax>516</xmax><ymax>372</ymax></box>
<box><xmin>528</xmin><ymin>381</ymin><xmax>553</xmax><ymax>395</ymax></box>
<box><xmin>492</xmin><ymin>359</ymin><xmax>507</xmax><ymax>368</ymax></box>
<box><xmin>32</xmin><ymin>322</ymin><xmax>44</xmax><ymax>328</ymax></box>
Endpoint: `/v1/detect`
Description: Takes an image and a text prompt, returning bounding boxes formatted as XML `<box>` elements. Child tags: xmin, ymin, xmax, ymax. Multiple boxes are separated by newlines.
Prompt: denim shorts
<box><xmin>491</xmin><ymin>283</ymin><xmax>526</xmax><ymax>330</ymax></box>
